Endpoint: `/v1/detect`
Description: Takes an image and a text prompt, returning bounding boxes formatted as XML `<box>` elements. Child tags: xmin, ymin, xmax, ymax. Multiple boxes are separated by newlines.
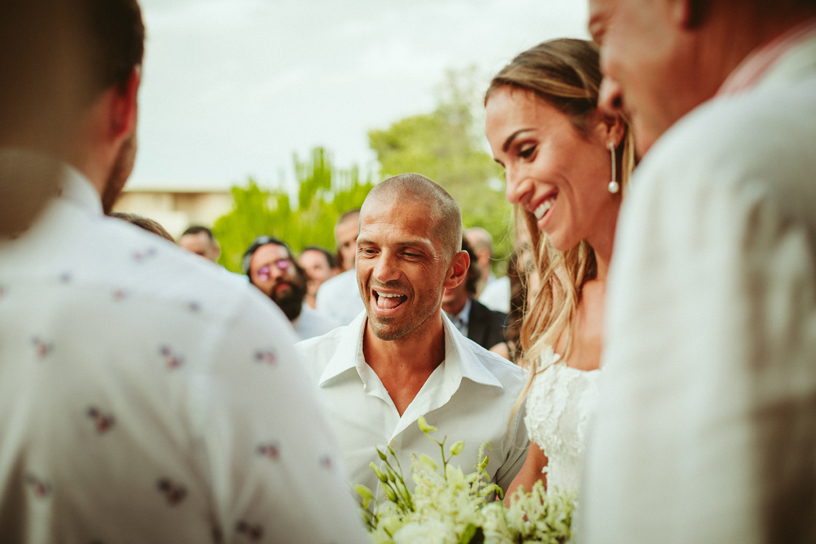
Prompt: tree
<box><xmin>368</xmin><ymin>67</ymin><xmax>513</xmax><ymax>271</ymax></box>
<box><xmin>213</xmin><ymin>147</ymin><xmax>374</xmax><ymax>272</ymax></box>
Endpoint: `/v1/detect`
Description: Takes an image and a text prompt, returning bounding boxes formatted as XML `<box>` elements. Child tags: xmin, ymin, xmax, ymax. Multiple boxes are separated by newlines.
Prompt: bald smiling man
<box><xmin>297</xmin><ymin>173</ymin><xmax>529</xmax><ymax>496</ymax></box>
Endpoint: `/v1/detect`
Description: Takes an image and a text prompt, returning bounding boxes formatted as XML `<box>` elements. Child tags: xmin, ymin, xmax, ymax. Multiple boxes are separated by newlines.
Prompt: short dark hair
<box><xmin>81</xmin><ymin>0</ymin><xmax>145</xmax><ymax>98</ymax></box>
<box><xmin>461</xmin><ymin>237</ymin><xmax>482</xmax><ymax>296</ymax></box>
<box><xmin>181</xmin><ymin>226</ymin><xmax>215</xmax><ymax>241</ymax></box>
<box><xmin>242</xmin><ymin>236</ymin><xmax>303</xmax><ymax>278</ymax></box>
<box><xmin>301</xmin><ymin>245</ymin><xmax>337</xmax><ymax>269</ymax></box>
<box><xmin>364</xmin><ymin>173</ymin><xmax>462</xmax><ymax>261</ymax></box>
<box><xmin>110</xmin><ymin>212</ymin><xmax>174</xmax><ymax>242</ymax></box>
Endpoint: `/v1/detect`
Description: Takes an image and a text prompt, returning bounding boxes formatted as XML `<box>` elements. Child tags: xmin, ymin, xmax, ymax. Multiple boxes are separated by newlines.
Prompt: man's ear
<box><xmin>670</xmin><ymin>0</ymin><xmax>707</xmax><ymax>29</ymax></box>
<box><xmin>443</xmin><ymin>250</ymin><xmax>470</xmax><ymax>290</ymax></box>
<box><xmin>109</xmin><ymin>66</ymin><xmax>141</xmax><ymax>142</ymax></box>
<box><xmin>595</xmin><ymin>111</ymin><xmax>627</xmax><ymax>149</ymax></box>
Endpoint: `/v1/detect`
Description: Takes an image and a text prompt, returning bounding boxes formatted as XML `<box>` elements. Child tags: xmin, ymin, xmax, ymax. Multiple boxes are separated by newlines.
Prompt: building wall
<box><xmin>113</xmin><ymin>190</ymin><xmax>233</xmax><ymax>239</ymax></box>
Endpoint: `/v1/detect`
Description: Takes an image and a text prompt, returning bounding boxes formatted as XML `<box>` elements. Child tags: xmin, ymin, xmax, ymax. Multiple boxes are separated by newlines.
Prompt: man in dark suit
<box><xmin>442</xmin><ymin>237</ymin><xmax>508</xmax><ymax>356</ymax></box>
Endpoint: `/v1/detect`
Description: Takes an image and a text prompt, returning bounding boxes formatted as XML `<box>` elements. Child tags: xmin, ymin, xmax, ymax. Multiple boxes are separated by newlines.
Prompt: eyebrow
<box><xmin>503</xmin><ymin>128</ymin><xmax>535</xmax><ymax>152</ymax></box>
<box><xmin>357</xmin><ymin>237</ymin><xmax>434</xmax><ymax>251</ymax></box>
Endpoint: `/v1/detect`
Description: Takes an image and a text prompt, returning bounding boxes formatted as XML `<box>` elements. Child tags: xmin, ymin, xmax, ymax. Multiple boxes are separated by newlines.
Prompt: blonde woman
<box><xmin>484</xmin><ymin>38</ymin><xmax>635</xmax><ymax>497</ymax></box>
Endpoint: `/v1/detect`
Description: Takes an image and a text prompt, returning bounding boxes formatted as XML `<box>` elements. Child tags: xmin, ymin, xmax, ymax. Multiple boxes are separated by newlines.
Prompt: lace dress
<box><xmin>524</xmin><ymin>349</ymin><xmax>600</xmax><ymax>493</ymax></box>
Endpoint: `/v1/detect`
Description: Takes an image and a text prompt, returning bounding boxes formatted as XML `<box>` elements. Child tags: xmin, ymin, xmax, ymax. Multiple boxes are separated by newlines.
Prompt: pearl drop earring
<box><xmin>608</xmin><ymin>142</ymin><xmax>620</xmax><ymax>194</ymax></box>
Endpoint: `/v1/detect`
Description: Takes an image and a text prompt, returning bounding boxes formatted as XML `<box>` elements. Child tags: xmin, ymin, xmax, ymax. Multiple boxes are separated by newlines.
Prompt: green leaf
<box><xmin>417</xmin><ymin>415</ymin><xmax>437</xmax><ymax>435</ymax></box>
<box><xmin>459</xmin><ymin>523</ymin><xmax>484</xmax><ymax>544</ymax></box>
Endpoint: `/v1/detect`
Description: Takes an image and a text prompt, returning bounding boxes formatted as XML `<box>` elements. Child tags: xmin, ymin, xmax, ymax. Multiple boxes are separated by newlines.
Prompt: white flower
<box><xmin>393</xmin><ymin>520</ymin><xmax>457</xmax><ymax>544</ymax></box>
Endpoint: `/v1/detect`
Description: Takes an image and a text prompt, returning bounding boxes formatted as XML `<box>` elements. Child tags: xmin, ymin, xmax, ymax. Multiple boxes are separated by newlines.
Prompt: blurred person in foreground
<box><xmin>442</xmin><ymin>236</ymin><xmax>509</xmax><ymax>356</ymax></box>
<box><xmin>484</xmin><ymin>38</ymin><xmax>635</xmax><ymax>502</ymax></box>
<box><xmin>317</xmin><ymin>209</ymin><xmax>366</xmax><ymax>325</ymax></box>
<box><xmin>297</xmin><ymin>174</ymin><xmax>529</xmax><ymax>496</ymax></box>
<box><xmin>0</xmin><ymin>1</ymin><xmax>368</xmax><ymax>541</ymax></box>
<box><xmin>299</xmin><ymin>245</ymin><xmax>338</xmax><ymax>309</ymax></box>
<box><xmin>244</xmin><ymin>236</ymin><xmax>339</xmax><ymax>340</ymax></box>
<box><xmin>582</xmin><ymin>0</ymin><xmax>816</xmax><ymax>541</ymax></box>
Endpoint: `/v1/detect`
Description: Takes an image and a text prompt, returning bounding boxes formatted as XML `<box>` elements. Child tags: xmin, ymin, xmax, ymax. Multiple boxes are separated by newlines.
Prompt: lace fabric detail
<box><xmin>523</xmin><ymin>348</ymin><xmax>600</xmax><ymax>493</ymax></box>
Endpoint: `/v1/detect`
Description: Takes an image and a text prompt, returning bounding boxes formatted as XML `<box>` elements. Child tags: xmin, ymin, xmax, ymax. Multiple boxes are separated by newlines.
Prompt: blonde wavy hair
<box><xmin>485</xmin><ymin>39</ymin><xmax>636</xmax><ymax>413</ymax></box>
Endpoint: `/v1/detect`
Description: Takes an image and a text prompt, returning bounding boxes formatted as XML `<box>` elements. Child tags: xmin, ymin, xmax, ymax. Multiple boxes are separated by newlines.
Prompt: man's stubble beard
<box><xmin>102</xmin><ymin>131</ymin><xmax>137</xmax><ymax>215</ymax></box>
<box><xmin>366</xmin><ymin>279</ymin><xmax>441</xmax><ymax>342</ymax></box>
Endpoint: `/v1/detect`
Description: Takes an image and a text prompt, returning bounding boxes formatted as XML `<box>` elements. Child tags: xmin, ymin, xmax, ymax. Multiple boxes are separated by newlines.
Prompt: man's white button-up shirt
<box><xmin>0</xmin><ymin>157</ymin><xmax>368</xmax><ymax>544</ymax></box>
<box><xmin>297</xmin><ymin>311</ymin><xmax>529</xmax><ymax>495</ymax></box>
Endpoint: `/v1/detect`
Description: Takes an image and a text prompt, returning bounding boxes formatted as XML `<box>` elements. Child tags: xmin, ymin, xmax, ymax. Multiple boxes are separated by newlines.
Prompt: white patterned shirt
<box><xmin>0</xmin><ymin>156</ymin><xmax>368</xmax><ymax>544</ymax></box>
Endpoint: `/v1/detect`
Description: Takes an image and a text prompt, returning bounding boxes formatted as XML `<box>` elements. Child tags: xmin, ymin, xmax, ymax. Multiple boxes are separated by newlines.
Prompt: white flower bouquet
<box><xmin>354</xmin><ymin>416</ymin><xmax>575</xmax><ymax>544</ymax></box>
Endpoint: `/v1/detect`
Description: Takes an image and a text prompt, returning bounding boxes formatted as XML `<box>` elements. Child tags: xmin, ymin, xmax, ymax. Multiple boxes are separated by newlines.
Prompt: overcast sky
<box><xmin>131</xmin><ymin>0</ymin><xmax>589</xmax><ymax>190</ymax></box>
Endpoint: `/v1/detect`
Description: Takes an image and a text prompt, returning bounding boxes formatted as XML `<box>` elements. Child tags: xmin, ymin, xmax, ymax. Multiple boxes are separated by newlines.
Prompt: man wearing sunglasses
<box><xmin>243</xmin><ymin>236</ymin><xmax>340</xmax><ymax>340</ymax></box>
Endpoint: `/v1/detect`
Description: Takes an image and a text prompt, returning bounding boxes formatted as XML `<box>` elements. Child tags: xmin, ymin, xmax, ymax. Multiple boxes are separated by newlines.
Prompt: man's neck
<box><xmin>702</xmin><ymin>5</ymin><xmax>816</xmax><ymax>94</ymax></box>
<box><xmin>362</xmin><ymin>312</ymin><xmax>446</xmax><ymax>416</ymax></box>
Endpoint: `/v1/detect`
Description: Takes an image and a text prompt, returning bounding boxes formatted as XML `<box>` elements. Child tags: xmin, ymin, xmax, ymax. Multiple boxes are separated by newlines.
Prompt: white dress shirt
<box><xmin>296</xmin><ymin>312</ymin><xmax>529</xmax><ymax>496</ymax></box>
<box><xmin>479</xmin><ymin>275</ymin><xmax>511</xmax><ymax>314</ymax></box>
<box><xmin>0</xmin><ymin>157</ymin><xmax>368</xmax><ymax>544</ymax></box>
<box><xmin>292</xmin><ymin>304</ymin><xmax>341</xmax><ymax>340</ymax></box>
<box><xmin>315</xmin><ymin>269</ymin><xmax>365</xmax><ymax>325</ymax></box>
<box><xmin>581</xmin><ymin>27</ymin><xmax>816</xmax><ymax>544</ymax></box>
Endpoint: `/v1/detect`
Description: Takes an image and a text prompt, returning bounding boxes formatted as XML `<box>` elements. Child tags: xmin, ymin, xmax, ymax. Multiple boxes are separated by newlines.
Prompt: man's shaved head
<box><xmin>363</xmin><ymin>173</ymin><xmax>462</xmax><ymax>262</ymax></box>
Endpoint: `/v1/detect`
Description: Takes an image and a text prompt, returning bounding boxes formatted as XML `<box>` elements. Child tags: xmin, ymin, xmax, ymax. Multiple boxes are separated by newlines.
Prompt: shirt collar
<box><xmin>318</xmin><ymin>309</ymin><xmax>503</xmax><ymax>390</ymax></box>
<box><xmin>0</xmin><ymin>149</ymin><xmax>102</xmax><ymax>217</ymax></box>
<box><xmin>318</xmin><ymin>310</ymin><xmax>368</xmax><ymax>386</ymax></box>
<box><xmin>59</xmin><ymin>164</ymin><xmax>103</xmax><ymax>215</ymax></box>
<box><xmin>442</xmin><ymin>312</ymin><xmax>503</xmax><ymax>389</ymax></box>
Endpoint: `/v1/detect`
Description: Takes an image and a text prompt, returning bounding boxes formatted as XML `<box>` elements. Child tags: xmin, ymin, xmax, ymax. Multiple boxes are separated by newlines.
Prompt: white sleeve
<box><xmin>191</xmin><ymin>291</ymin><xmax>368</xmax><ymax>544</ymax></box>
<box><xmin>581</xmin><ymin>150</ymin><xmax>816</xmax><ymax>543</ymax></box>
<box><xmin>495</xmin><ymin>397</ymin><xmax>529</xmax><ymax>492</ymax></box>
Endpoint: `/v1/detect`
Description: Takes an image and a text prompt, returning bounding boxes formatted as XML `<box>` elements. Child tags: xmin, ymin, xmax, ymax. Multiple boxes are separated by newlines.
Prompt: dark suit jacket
<box><xmin>466</xmin><ymin>298</ymin><xmax>507</xmax><ymax>350</ymax></box>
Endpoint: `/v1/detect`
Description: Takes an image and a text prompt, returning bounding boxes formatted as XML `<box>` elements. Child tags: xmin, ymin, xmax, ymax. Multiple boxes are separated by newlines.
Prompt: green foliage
<box><xmin>213</xmin><ymin>147</ymin><xmax>374</xmax><ymax>273</ymax></box>
<box><xmin>368</xmin><ymin>67</ymin><xmax>513</xmax><ymax>271</ymax></box>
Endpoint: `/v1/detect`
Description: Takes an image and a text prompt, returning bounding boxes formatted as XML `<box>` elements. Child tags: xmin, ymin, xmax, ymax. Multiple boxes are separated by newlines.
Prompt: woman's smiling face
<box><xmin>485</xmin><ymin>86</ymin><xmax>618</xmax><ymax>252</ymax></box>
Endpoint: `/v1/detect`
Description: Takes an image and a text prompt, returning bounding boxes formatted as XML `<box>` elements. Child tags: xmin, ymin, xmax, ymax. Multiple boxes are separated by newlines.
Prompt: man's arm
<box><xmin>495</xmin><ymin>397</ymin><xmax>530</xmax><ymax>492</ymax></box>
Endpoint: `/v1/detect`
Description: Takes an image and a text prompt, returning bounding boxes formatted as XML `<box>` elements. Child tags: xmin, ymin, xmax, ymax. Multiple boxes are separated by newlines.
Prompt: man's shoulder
<box><xmin>455</xmin><ymin>331</ymin><xmax>524</xmax><ymax>390</ymax></box>
<box><xmin>13</xmin><ymin>207</ymin><xmax>272</xmax><ymax>328</ymax></box>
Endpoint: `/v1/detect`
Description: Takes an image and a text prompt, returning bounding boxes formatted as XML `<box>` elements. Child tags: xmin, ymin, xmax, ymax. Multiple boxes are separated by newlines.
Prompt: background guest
<box><xmin>334</xmin><ymin>208</ymin><xmax>360</xmax><ymax>272</ymax></box>
<box><xmin>442</xmin><ymin>237</ymin><xmax>509</xmax><ymax>356</ymax></box>
<box><xmin>464</xmin><ymin>226</ymin><xmax>496</xmax><ymax>296</ymax></box>
<box><xmin>244</xmin><ymin>236</ymin><xmax>339</xmax><ymax>339</ymax></box>
<box><xmin>299</xmin><ymin>245</ymin><xmax>338</xmax><ymax>309</ymax></box>
<box><xmin>178</xmin><ymin>225</ymin><xmax>220</xmax><ymax>261</ymax></box>
<box><xmin>317</xmin><ymin>209</ymin><xmax>366</xmax><ymax>325</ymax></box>
<box><xmin>179</xmin><ymin>225</ymin><xmax>247</xmax><ymax>283</ymax></box>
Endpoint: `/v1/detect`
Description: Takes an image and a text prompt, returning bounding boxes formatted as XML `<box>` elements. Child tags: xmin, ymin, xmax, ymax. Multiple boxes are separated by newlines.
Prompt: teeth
<box><xmin>534</xmin><ymin>198</ymin><xmax>554</xmax><ymax>220</ymax></box>
<box><xmin>376</xmin><ymin>291</ymin><xmax>403</xmax><ymax>298</ymax></box>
